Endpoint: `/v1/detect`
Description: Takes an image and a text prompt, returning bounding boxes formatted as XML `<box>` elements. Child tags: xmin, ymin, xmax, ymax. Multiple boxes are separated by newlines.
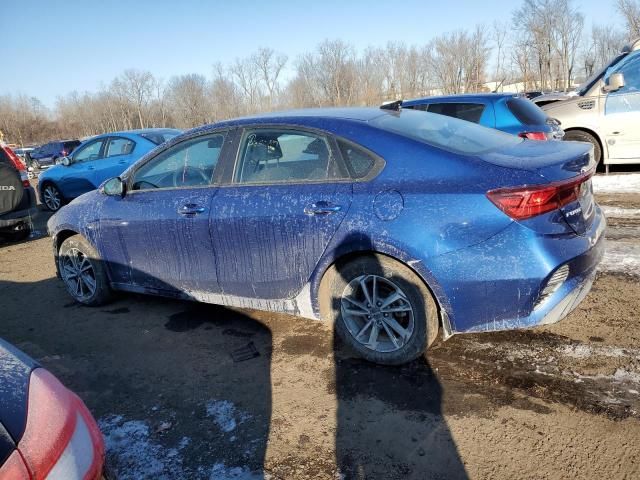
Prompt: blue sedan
<box><xmin>402</xmin><ymin>93</ymin><xmax>564</xmax><ymax>140</ymax></box>
<box><xmin>47</xmin><ymin>108</ymin><xmax>604</xmax><ymax>365</ymax></box>
<box><xmin>38</xmin><ymin>128</ymin><xmax>181</xmax><ymax>211</ymax></box>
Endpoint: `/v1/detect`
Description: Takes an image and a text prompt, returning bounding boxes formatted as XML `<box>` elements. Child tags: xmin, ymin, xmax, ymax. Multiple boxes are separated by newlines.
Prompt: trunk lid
<box><xmin>481</xmin><ymin>139</ymin><xmax>596</xmax><ymax>235</ymax></box>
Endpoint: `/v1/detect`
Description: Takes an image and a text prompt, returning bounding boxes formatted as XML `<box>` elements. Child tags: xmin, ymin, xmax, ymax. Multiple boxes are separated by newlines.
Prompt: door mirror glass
<box><xmin>604</xmin><ymin>72</ymin><xmax>625</xmax><ymax>92</ymax></box>
<box><xmin>102</xmin><ymin>177</ymin><xmax>125</xmax><ymax>197</ymax></box>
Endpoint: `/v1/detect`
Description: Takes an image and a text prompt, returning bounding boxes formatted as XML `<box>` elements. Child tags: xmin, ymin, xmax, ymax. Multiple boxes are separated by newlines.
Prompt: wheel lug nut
<box><xmin>384</xmin><ymin>313</ymin><xmax>388</xmax><ymax>317</ymax></box>
<box><xmin>377</xmin><ymin>302</ymin><xmax>381</xmax><ymax>306</ymax></box>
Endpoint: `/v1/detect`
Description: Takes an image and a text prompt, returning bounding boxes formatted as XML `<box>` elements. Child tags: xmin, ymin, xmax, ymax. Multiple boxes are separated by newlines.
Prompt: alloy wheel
<box><xmin>43</xmin><ymin>185</ymin><xmax>61</xmax><ymax>211</ymax></box>
<box><xmin>340</xmin><ymin>274</ymin><xmax>415</xmax><ymax>353</ymax></box>
<box><xmin>59</xmin><ymin>248</ymin><xmax>97</xmax><ymax>301</ymax></box>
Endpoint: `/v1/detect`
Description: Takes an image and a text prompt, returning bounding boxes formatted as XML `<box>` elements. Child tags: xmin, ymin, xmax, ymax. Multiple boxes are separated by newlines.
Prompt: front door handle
<box><xmin>178</xmin><ymin>204</ymin><xmax>206</xmax><ymax>216</ymax></box>
<box><xmin>304</xmin><ymin>201</ymin><xmax>342</xmax><ymax>216</ymax></box>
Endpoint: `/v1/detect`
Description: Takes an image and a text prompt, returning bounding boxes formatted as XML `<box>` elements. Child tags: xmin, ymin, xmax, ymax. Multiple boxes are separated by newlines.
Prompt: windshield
<box><xmin>371</xmin><ymin>109</ymin><xmax>522</xmax><ymax>156</ymax></box>
<box><xmin>578</xmin><ymin>53</ymin><xmax>626</xmax><ymax>96</ymax></box>
<box><xmin>140</xmin><ymin>129</ymin><xmax>182</xmax><ymax>145</ymax></box>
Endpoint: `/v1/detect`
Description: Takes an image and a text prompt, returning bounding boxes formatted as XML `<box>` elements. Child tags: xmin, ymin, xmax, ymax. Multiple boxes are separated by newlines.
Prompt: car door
<box><xmin>97</xmin><ymin>131</ymin><xmax>228</xmax><ymax>293</ymax></box>
<box><xmin>209</xmin><ymin>127</ymin><xmax>353</xmax><ymax>300</ymax></box>
<box><xmin>57</xmin><ymin>138</ymin><xmax>107</xmax><ymax>198</ymax></box>
<box><xmin>603</xmin><ymin>53</ymin><xmax>640</xmax><ymax>160</ymax></box>
<box><xmin>92</xmin><ymin>136</ymin><xmax>137</xmax><ymax>186</ymax></box>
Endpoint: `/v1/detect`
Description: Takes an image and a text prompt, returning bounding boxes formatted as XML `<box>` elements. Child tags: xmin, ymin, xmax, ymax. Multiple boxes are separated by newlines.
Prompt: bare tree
<box><xmin>617</xmin><ymin>0</ymin><xmax>640</xmax><ymax>38</ymax></box>
<box><xmin>167</xmin><ymin>74</ymin><xmax>211</xmax><ymax>128</ymax></box>
<box><xmin>253</xmin><ymin>48</ymin><xmax>288</xmax><ymax>109</ymax></box>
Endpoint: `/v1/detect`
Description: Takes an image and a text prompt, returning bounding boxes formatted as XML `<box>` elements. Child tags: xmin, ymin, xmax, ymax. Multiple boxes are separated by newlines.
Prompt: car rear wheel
<box><xmin>42</xmin><ymin>183</ymin><xmax>63</xmax><ymax>211</ymax></box>
<box><xmin>319</xmin><ymin>254</ymin><xmax>439</xmax><ymax>365</ymax></box>
<box><xmin>564</xmin><ymin>130</ymin><xmax>602</xmax><ymax>170</ymax></box>
<box><xmin>0</xmin><ymin>223</ymin><xmax>30</xmax><ymax>242</ymax></box>
<box><xmin>58</xmin><ymin>235</ymin><xmax>112</xmax><ymax>306</ymax></box>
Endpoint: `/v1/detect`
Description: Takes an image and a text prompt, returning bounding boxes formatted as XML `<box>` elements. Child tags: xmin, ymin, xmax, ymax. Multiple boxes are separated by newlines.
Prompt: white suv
<box><xmin>540</xmin><ymin>39</ymin><xmax>640</xmax><ymax>173</ymax></box>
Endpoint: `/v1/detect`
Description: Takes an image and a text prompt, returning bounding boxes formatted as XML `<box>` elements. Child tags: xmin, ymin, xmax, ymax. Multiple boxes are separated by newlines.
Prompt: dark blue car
<box><xmin>48</xmin><ymin>108</ymin><xmax>604</xmax><ymax>365</ymax></box>
<box><xmin>28</xmin><ymin>139</ymin><xmax>81</xmax><ymax>168</ymax></box>
<box><xmin>38</xmin><ymin>128</ymin><xmax>181</xmax><ymax>211</ymax></box>
<box><xmin>402</xmin><ymin>93</ymin><xmax>564</xmax><ymax>140</ymax></box>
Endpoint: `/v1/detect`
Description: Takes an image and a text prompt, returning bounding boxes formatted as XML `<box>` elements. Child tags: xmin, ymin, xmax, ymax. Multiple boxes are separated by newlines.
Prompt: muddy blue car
<box><xmin>48</xmin><ymin>107</ymin><xmax>604</xmax><ymax>365</ymax></box>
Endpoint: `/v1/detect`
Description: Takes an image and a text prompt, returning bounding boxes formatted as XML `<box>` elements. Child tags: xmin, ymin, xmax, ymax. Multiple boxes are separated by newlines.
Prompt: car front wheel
<box><xmin>58</xmin><ymin>235</ymin><xmax>112</xmax><ymax>306</ymax></box>
<box><xmin>319</xmin><ymin>254</ymin><xmax>439</xmax><ymax>365</ymax></box>
<box><xmin>42</xmin><ymin>183</ymin><xmax>63</xmax><ymax>211</ymax></box>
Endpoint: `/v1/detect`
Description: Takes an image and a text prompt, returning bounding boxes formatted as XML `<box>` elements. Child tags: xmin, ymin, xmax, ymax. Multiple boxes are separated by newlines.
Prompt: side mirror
<box><xmin>604</xmin><ymin>72</ymin><xmax>625</xmax><ymax>92</ymax></box>
<box><xmin>60</xmin><ymin>156</ymin><xmax>71</xmax><ymax>166</ymax></box>
<box><xmin>102</xmin><ymin>177</ymin><xmax>126</xmax><ymax>197</ymax></box>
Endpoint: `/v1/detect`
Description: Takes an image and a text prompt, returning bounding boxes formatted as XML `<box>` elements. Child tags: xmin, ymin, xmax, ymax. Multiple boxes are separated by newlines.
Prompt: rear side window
<box><xmin>372</xmin><ymin>109</ymin><xmax>522</xmax><ymax>156</ymax></box>
<box><xmin>338</xmin><ymin>140</ymin><xmax>376</xmax><ymax>179</ymax></box>
<box><xmin>105</xmin><ymin>137</ymin><xmax>135</xmax><ymax>157</ymax></box>
<box><xmin>235</xmin><ymin>130</ymin><xmax>346</xmax><ymax>184</ymax></box>
<box><xmin>425</xmin><ymin>103</ymin><xmax>485</xmax><ymax>124</ymax></box>
<box><xmin>506</xmin><ymin>98</ymin><xmax>548</xmax><ymax>125</ymax></box>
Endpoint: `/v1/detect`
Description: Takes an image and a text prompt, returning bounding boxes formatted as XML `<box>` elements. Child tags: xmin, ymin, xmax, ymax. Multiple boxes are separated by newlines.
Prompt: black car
<box><xmin>27</xmin><ymin>139</ymin><xmax>81</xmax><ymax>169</ymax></box>
<box><xmin>0</xmin><ymin>338</ymin><xmax>105</xmax><ymax>477</ymax></box>
<box><xmin>0</xmin><ymin>144</ymin><xmax>35</xmax><ymax>241</ymax></box>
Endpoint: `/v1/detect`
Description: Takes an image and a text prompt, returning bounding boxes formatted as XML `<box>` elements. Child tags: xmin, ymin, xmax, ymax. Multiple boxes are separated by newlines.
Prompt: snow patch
<box><xmin>599</xmin><ymin>240</ymin><xmax>640</xmax><ymax>276</ymax></box>
<box><xmin>209</xmin><ymin>462</ymin><xmax>264</xmax><ymax>480</ymax></box>
<box><xmin>206</xmin><ymin>400</ymin><xmax>250</xmax><ymax>433</ymax></box>
<box><xmin>600</xmin><ymin>205</ymin><xmax>640</xmax><ymax>218</ymax></box>
<box><xmin>593</xmin><ymin>173</ymin><xmax>640</xmax><ymax>194</ymax></box>
<box><xmin>99</xmin><ymin>415</ymin><xmax>189</xmax><ymax>479</ymax></box>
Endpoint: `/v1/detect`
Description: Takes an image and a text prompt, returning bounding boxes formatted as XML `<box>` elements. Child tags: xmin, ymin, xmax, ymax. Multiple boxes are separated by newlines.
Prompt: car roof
<box><xmin>403</xmin><ymin>93</ymin><xmax>520</xmax><ymax>106</ymax></box>
<box><xmin>178</xmin><ymin>108</ymin><xmax>391</xmax><ymax>136</ymax></box>
<box><xmin>89</xmin><ymin>128</ymin><xmax>181</xmax><ymax>139</ymax></box>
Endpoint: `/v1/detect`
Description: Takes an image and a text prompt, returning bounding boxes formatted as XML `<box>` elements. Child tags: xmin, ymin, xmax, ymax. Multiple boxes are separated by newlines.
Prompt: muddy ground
<box><xmin>0</xmin><ymin>185</ymin><xmax>639</xmax><ymax>479</ymax></box>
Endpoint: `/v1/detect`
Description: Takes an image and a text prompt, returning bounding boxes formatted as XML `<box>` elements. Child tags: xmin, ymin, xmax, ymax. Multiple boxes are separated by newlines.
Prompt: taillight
<box><xmin>519</xmin><ymin>132</ymin><xmax>548</xmax><ymax>141</ymax></box>
<box><xmin>17</xmin><ymin>369</ymin><xmax>104</xmax><ymax>480</ymax></box>
<box><xmin>4</xmin><ymin>146</ymin><xmax>26</xmax><ymax>170</ymax></box>
<box><xmin>487</xmin><ymin>170</ymin><xmax>594</xmax><ymax>220</ymax></box>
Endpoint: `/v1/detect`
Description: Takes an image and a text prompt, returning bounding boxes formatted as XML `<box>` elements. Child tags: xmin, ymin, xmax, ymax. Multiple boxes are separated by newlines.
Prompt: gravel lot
<box><xmin>1</xmin><ymin>175</ymin><xmax>639</xmax><ymax>479</ymax></box>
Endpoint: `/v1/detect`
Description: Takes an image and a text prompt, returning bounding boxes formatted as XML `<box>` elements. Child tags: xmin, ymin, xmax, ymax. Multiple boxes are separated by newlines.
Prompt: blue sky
<box><xmin>0</xmin><ymin>0</ymin><xmax>615</xmax><ymax>107</ymax></box>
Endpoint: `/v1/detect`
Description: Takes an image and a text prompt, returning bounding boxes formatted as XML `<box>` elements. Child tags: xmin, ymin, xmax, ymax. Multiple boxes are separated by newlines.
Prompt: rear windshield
<box><xmin>425</xmin><ymin>102</ymin><xmax>485</xmax><ymax>124</ymax></box>
<box><xmin>506</xmin><ymin>98</ymin><xmax>548</xmax><ymax>125</ymax></box>
<box><xmin>140</xmin><ymin>130</ymin><xmax>181</xmax><ymax>145</ymax></box>
<box><xmin>63</xmin><ymin>140</ymin><xmax>81</xmax><ymax>151</ymax></box>
<box><xmin>371</xmin><ymin>109</ymin><xmax>522</xmax><ymax>155</ymax></box>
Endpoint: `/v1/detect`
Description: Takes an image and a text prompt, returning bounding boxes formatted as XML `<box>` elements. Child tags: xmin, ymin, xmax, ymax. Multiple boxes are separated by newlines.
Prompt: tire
<box><xmin>0</xmin><ymin>224</ymin><xmax>30</xmax><ymax>243</ymax></box>
<box><xmin>564</xmin><ymin>130</ymin><xmax>602</xmax><ymax>170</ymax></box>
<box><xmin>319</xmin><ymin>254</ymin><xmax>439</xmax><ymax>365</ymax></box>
<box><xmin>41</xmin><ymin>183</ymin><xmax>64</xmax><ymax>212</ymax></box>
<box><xmin>58</xmin><ymin>235</ymin><xmax>112</xmax><ymax>306</ymax></box>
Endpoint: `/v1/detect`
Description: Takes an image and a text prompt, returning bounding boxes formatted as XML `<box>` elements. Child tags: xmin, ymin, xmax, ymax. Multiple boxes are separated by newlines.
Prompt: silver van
<box><xmin>539</xmin><ymin>38</ymin><xmax>640</xmax><ymax>173</ymax></box>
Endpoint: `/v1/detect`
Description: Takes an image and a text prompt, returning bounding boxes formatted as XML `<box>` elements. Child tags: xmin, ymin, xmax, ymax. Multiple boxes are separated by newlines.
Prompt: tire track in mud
<box><xmin>429</xmin><ymin>330</ymin><xmax>640</xmax><ymax>420</ymax></box>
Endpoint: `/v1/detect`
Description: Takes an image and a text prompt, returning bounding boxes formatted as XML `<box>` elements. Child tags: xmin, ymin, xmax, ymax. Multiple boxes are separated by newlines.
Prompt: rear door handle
<box><xmin>304</xmin><ymin>201</ymin><xmax>342</xmax><ymax>216</ymax></box>
<box><xmin>178</xmin><ymin>204</ymin><xmax>206</xmax><ymax>216</ymax></box>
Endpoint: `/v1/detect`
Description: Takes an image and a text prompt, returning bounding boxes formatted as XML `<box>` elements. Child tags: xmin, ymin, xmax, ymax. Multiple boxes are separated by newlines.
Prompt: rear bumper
<box><xmin>428</xmin><ymin>205</ymin><xmax>606</xmax><ymax>333</ymax></box>
<box><xmin>0</xmin><ymin>186</ymin><xmax>36</xmax><ymax>229</ymax></box>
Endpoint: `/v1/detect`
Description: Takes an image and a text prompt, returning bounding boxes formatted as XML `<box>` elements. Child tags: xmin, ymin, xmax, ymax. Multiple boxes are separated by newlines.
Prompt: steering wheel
<box><xmin>172</xmin><ymin>166</ymin><xmax>209</xmax><ymax>187</ymax></box>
